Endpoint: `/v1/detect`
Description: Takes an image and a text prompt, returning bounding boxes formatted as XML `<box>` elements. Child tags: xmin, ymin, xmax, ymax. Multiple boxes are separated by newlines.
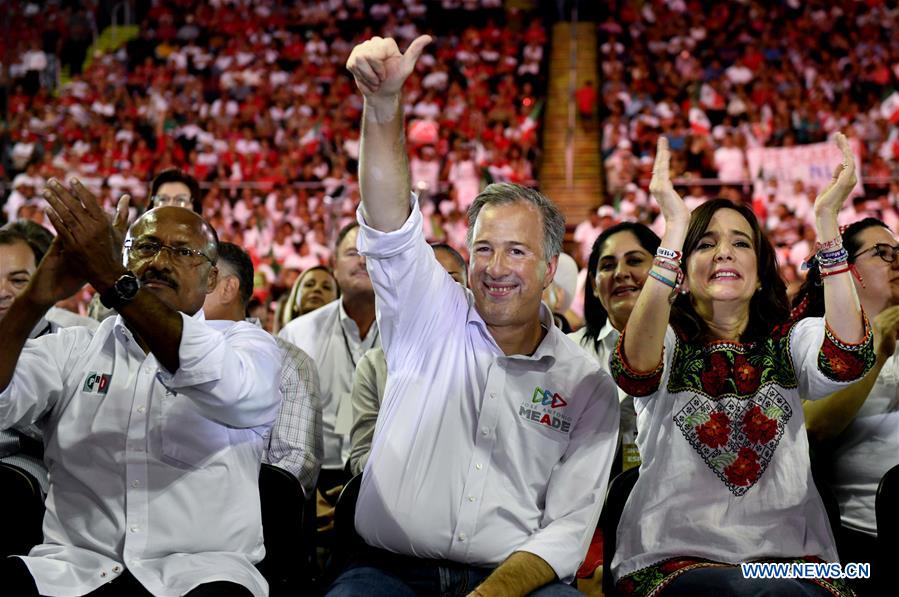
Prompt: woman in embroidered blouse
<box><xmin>570</xmin><ymin>223</ymin><xmax>660</xmax><ymax>471</ymax></box>
<box><xmin>793</xmin><ymin>217</ymin><xmax>899</xmax><ymax>595</ymax></box>
<box><xmin>609</xmin><ymin>134</ymin><xmax>875</xmax><ymax>597</ymax></box>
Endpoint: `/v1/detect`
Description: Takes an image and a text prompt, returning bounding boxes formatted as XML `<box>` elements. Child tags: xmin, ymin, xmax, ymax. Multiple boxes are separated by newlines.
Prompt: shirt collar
<box><xmin>466</xmin><ymin>299</ymin><xmax>557</xmax><ymax>367</ymax></box>
<box><xmin>598</xmin><ymin>319</ymin><xmax>620</xmax><ymax>343</ymax></box>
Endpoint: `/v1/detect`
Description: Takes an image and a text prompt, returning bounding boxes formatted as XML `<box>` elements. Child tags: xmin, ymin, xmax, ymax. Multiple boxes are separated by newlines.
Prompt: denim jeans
<box><xmin>662</xmin><ymin>567</ymin><xmax>836</xmax><ymax>597</ymax></box>
<box><xmin>326</xmin><ymin>547</ymin><xmax>580</xmax><ymax>597</ymax></box>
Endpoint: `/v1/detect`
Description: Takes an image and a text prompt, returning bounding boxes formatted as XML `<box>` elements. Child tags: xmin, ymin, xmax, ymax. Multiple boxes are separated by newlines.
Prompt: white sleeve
<box><xmin>356</xmin><ymin>195</ymin><xmax>469</xmax><ymax>361</ymax></box>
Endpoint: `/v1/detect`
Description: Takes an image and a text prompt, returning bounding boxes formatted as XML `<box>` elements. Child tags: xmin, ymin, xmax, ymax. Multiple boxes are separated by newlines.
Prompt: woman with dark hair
<box><xmin>609</xmin><ymin>134</ymin><xmax>874</xmax><ymax>596</ymax></box>
<box><xmin>569</xmin><ymin>222</ymin><xmax>660</xmax><ymax>470</ymax></box>
<box><xmin>794</xmin><ymin>217</ymin><xmax>899</xmax><ymax>595</ymax></box>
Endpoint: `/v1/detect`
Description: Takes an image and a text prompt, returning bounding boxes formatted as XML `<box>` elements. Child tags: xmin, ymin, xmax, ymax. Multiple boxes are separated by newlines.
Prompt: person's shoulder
<box><xmin>45</xmin><ymin>306</ymin><xmax>100</xmax><ymax>331</ymax></box>
<box><xmin>550</xmin><ymin>327</ymin><xmax>603</xmax><ymax>371</ymax></box>
<box><xmin>275</xmin><ymin>335</ymin><xmax>314</xmax><ymax>365</ymax></box>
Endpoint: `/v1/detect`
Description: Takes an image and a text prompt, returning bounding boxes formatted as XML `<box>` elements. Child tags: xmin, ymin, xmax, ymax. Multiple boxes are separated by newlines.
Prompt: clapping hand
<box><xmin>42</xmin><ymin>178</ymin><xmax>130</xmax><ymax>293</ymax></box>
<box><xmin>649</xmin><ymin>136</ymin><xmax>690</xmax><ymax>225</ymax></box>
<box><xmin>813</xmin><ymin>133</ymin><xmax>858</xmax><ymax>218</ymax></box>
<box><xmin>346</xmin><ymin>35</ymin><xmax>431</xmax><ymax>99</ymax></box>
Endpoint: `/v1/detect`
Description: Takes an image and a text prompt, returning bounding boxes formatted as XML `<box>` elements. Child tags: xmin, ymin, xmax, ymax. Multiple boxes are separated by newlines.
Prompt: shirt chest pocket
<box><xmin>158</xmin><ymin>392</ymin><xmax>231</xmax><ymax>468</ymax></box>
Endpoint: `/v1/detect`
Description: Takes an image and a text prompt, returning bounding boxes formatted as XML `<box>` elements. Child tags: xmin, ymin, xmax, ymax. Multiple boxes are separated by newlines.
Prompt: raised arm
<box><xmin>43</xmin><ymin>179</ymin><xmax>185</xmax><ymax>372</ymax></box>
<box><xmin>622</xmin><ymin>136</ymin><xmax>691</xmax><ymax>371</ymax></box>
<box><xmin>346</xmin><ymin>35</ymin><xmax>431</xmax><ymax>231</ymax></box>
<box><xmin>815</xmin><ymin>133</ymin><xmax>865</xmax><ymax>343</ymax></box>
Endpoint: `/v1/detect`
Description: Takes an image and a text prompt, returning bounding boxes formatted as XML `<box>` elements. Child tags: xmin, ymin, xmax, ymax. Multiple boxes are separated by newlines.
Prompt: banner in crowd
<box><xmin>747</xmin><ymin>139</ymin><xmax>865</xmax><ymax>201</ymax></box>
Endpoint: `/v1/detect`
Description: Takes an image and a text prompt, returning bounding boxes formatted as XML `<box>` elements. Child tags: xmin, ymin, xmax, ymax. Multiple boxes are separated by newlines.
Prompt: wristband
<box><xmin>656</xmin><ymin>247</ymin><xmax>682</xmax><ymax>261</ymax></box>
<box><xmin>648</xmin><ymin>269</ymin><xmax>677</xmax><ymax>289</ymax></box>
<box><xmin>815</xmin><ymin>237</ymin><xmax>843</xmax><ymax>252</ymax></box>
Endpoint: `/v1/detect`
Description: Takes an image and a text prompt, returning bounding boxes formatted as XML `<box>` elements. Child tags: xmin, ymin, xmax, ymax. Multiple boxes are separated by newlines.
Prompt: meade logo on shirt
<box><xmin>82</xmin><ymin>372</ymin><xmax>111</xmax><ymax>395</ymax></box>
<box><xmin>518</xmin><ymin>385</ymin><xmax>572</xmax><ymax>434</ymax></box>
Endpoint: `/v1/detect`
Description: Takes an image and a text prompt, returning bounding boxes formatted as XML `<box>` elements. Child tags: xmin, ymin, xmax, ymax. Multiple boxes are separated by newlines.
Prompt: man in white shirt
<box><xmin>0</xmin><ymin>180</ymin><xmax>281</xmax><ymax>597</ymax></box>
<box><xmin>204</xmin><ymin>241</ymin><xmax>323</xmax><ymax>497</ymax></box>
<box><xmin>279</xmin><ymin>223</ymin><xmax>379</xmax><ymax>497</ymax></box>
<box><xmin>335</xmin><ymin>36</ymin><xmax>619</xmax><ymax>596</ymax></box>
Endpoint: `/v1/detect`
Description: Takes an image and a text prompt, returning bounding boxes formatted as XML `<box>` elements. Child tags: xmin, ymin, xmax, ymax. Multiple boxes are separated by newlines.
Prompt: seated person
<box><xmin>610</xmin><ymin>136</ymin><xmax>873</xmax><ymax>596</ymax></box>
<box><xmin>331</xmin><ymin>36</ymin><xmax>620</xmax><ymax>596</ymax></box>
<box><xmin>204</xmin><ymin>241</ymin><xmax>324</xmax><ymax>497</ymax></box>
<box><xmin>796</xmin><ymin>217</ymin><xmax>899</xmax><ymax>595</ymax></box>
<box><xmin>0</xmin><ymin>180</ymin><xmax>281</xmax><ymax>597</ymax></box>
<box><xmin>348</xmin><ymin>243</ymin><xmax>467</xmax><ymax>475</ymax></box>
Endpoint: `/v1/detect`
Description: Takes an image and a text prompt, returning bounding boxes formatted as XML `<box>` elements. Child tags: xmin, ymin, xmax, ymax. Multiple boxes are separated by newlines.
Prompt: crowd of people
<box><xmin>594</xmin><ymin>0</ymin><xmax>899</xmax><ymax>278</ymax></box>
<box><xmin>2</xmin><ymin>1</ymin><xmax>899</xmax><ymax>596</ymax></box>
<box><xmin>2</xmin><ymin>0</ymin><xmax>545</xmax><ymax>316</ymax></box>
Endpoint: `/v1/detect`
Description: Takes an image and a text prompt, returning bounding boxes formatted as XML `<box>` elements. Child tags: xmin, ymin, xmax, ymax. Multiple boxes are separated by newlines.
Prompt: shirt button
<box><xmin>458</xmin><ymin>532</ymin><xmax>466</xmax><ymax>541</ymax></box>
<box><xmin>490</xmin><ymin>393</ymin><xmax>496</xmax><ymax>399</ymax></box>
<box><xmin>137</xmin><ymin>406</ymin><xmax>145</xmax><ymax>414</ymax></box>
<box><xmin>475</xmin><ymin>463</ymin><xmax>482</xmax><ymax>470</ymax></box>
<box><xmin>112</xmin><ymin>566</ymin><xmax>120</xmax><ymax>573</ymax></box>
<box><xmin>130</xmin><ymin>526</ymin><xmax>140</xmax><ymax>533</ymax></box>
<box><xmin>131</xmin><ymin>480</ymin><xmax>140</xmax><ymax>488</ymax></box>
<box><xmin>481</xmin><ymin>427</ymin><xmax>489</xmax><ymax>436</ymax></box>
<box><xmin>468</xmin><ymin>495</ymin><xmax>476</xmax><ymax>502</ymax></box>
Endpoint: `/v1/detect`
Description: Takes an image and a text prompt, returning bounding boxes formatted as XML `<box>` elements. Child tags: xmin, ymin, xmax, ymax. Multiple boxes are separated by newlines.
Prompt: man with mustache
<box><xmin>279</xmin><ymin>222</ymin><xmax>379</xmax><ymax>525</ymax></box>
<box><xmin>0</xmin><ymin>179</ymin><xmax>281</xmax><ymax>597</ymax></box>
<box><xmin>330</xmin><ymin>36</ymin><xmax>619</xmax><ymax>596</ymax></box>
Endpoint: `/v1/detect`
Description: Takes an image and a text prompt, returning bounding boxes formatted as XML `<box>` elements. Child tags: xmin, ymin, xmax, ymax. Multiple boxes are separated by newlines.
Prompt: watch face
<box><xmin>118</xmin><ymin>274</ymin><xmax>141</xmax><ymax>299</ymax></box>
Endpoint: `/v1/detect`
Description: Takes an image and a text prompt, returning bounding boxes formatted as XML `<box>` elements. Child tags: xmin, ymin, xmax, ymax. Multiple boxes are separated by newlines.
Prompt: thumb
<box><xmin>401</xmin><ymin>35</ymin><xmax>432</xmax><ymax>74</ymax></box>
<box><xmin>114</xmin><ymin>194</ymin><xmax>131</xmax><ymax>233</ymax></box>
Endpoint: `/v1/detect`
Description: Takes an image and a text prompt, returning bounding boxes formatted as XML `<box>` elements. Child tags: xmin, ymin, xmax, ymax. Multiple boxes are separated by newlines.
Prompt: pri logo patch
<box><xmin>518</xmin><ymin>386</ymin><xmax>572</xmax><ymax>435</ymax></box>
<box><xmin>82</xmin><ymin>371</ymin><xmax>111</xmax><ymax>395</ymax></box>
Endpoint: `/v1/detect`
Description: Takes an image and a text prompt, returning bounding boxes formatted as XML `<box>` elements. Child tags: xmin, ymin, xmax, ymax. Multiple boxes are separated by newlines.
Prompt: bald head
<box><xmin>126</xmin><ymin>206</ymin><xmax>220</xmax><ymax>315</ymax></box>
<box><xmin>130</xmin><ymin>206</ymin><xmax>219</xmax><ymax>263</ymax></box>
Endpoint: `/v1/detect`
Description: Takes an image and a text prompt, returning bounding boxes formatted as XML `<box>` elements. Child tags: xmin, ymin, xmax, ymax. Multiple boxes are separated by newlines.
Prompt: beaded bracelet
<box><xmin>817</xmin><ymin>248</ymin><xmax>849</xmax><ymax>268</ymax></box>
<box><xmin>656</xmin><ymin>247</ymin><xmax>682</xmax><ymax>261</ymax></box>
<box><xmin>653</xmin><ymin>256</ymin><xmax>681</xmax><ymax>274</ymax></box>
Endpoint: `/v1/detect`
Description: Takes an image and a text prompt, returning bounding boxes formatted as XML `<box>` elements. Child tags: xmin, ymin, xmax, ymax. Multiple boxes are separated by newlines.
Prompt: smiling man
<box><xmin>330</xmin><ymin>36</ymin><xmax>620</xmax><ymax>597</ymax></box>
<box><xmin>0</xmin><ymin>184</ymin><xmax>280</xmax><ymax>597</ymax></box>
<box><xmin>279</xmin><ymin>222</ymin><xmax>379</xmax><ymax>511</ymax></box>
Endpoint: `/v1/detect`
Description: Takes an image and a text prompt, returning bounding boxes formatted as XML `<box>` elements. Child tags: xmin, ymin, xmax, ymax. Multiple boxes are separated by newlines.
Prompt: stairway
<box><xmin>538</xmin><ymin>22</ymin><xmax>604</xmax><ymax>231</ymax></box>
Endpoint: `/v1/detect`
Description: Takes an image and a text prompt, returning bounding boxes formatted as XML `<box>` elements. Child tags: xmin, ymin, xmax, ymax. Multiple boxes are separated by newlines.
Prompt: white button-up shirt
<box><xmin>279</xmin><ymin>299</ymin><xmax>379</xmax><ymax>470</ymax></box>
<box><xmin>831</xmin><ymin>351</ymin><xmax>899</xmax><ymax>536</ymax></box>
<box><xmin>354</xmin><ymin>199</ymin><xmax>619</xmax><ymax>582</ymax></box>
<box><xmin>0</xmin><ymin>311</ymin><xmax>282</xmax><ymax>597</ymax></box>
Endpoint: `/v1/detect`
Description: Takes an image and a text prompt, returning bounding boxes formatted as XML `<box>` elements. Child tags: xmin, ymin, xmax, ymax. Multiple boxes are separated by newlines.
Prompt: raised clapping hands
<box><xmin>813</xmin><ymin>132</ymin><xmax>858</xmax><ymax>218</ymax></box>
<box><xmin>346</xmin><ymin>34</ymin><xmax>432</xmax><ymax>99</ymax></box>
<box><xmin>649</xmin><ymin>136</ymin><xmax>690</xmax><ymax>225</ymax></box>
<box><xmin>34</xmin><ymin>178</ymin><xmax>130</xmax><ymax>304</ymax></box>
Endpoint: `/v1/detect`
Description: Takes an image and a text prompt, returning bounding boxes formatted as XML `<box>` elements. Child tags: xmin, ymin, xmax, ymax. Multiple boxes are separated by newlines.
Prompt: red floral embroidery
<box><xmin>696</xmin><ymin>411</ymin><xmax>730</xmax><ymax>448</ymax></box>
<box><xmin>742</xmin><ymin>405</ymin><xmax>777</xmax><ymax>444</ymax></box>
<box><xmin>732</xmin><ymin>354</ymin><xmax>761</xmax><ymax>395</ymax></box>
<box><xmin>724</xmin><ymin>447</ymin><xmax>761</xmax><ymax>486</ymax></box>
<box><xmin>820</xmin><ymin>339</ymin><xmax>866</xmax><ymax>380</ymax></box>
<box><xmin>700</xmin><ymin>352</ymin><xmax>730</xmax><ymax>397</ymax></box>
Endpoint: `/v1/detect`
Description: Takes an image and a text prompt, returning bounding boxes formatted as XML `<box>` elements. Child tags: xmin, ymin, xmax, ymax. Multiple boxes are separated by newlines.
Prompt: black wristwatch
<box><xmin>99</xmin><ymin>271</ymin><xmax>142</xmax><ymax>310</ymax></box>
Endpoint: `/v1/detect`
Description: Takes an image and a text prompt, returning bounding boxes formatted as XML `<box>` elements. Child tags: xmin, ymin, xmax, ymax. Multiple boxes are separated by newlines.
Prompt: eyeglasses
<box><xmin>853</xmin><ymin>243</ymin><xmax>899</xmax><ymax>264</ymax></box>
<box><xmin>152</xmin><ymin>194</ymin><xmax>193</xmax><ymax>209</ymax></box>
<box><xmin>125</xmin><ymin>239</ymin><xmax>214</xmax><ymax>265</ymax></box>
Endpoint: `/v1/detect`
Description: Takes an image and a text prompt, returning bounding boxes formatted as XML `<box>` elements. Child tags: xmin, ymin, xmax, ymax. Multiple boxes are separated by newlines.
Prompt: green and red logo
<box><xmin>82</xmin><ymin>372</ymin><xmax>111</xmax><ymax>395</ymax></box>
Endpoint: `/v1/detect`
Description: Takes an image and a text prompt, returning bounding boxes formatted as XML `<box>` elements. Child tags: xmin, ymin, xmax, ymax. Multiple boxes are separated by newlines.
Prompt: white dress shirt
<box><xmin>831</xmin><ymin>351</ymin><xmax>899</xmax><ymax>536</ymax></box>
<box><xmin>354</xmin><ymin>198</ymin><xmax>620</xmax><ymax>582</ymax></box>
<box><xmin>0</xmin><ymin>311</ymin><xmax>282</xmax><ymax>597</ymax></box>
<box><xmin>569</xmin><ymin>322</ymin><xmax>638</xmax><ymax>453</ymax></box>
<box><xmin>279</xmin><ymin>300</ymin><xmax>380</xmax><ymax>470</ymax></box>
